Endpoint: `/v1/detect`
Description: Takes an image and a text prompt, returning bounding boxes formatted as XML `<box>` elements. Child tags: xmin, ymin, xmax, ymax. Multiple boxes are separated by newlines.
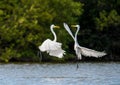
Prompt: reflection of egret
<box><xmin>38</xmin><ymin>24</ymin><xmax>65</xmax><ymax>60</ymax></box>
<box><xmin>63</xmin><ymin>23</ymin><xmax>106</xmax><ymax>60</ymax></box>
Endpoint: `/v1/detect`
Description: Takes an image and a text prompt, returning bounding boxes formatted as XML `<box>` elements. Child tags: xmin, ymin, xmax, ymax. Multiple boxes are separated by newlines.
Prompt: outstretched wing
<box><xmin>39</xmin><ymin>39</ymin><xmax>61</xmax><ymax>52</ymax></box>
<box><xmin>63</xmin><ymin>23</ymin><xmax>75</xmax><ymax>40</ymax></box>
<box><xmin>80</xmin><ymin>46</ymin><xmax>106</xmax><ymax>58</ymax></box>
<box><xmin>49</xmin><ymin>49</ymin><xmax>65</xmax><ymax>58</ymax></box>
<box><xmin>38</xmin><ymin>39</ymin><xmax>65</xmax><ymax>58</ymax></box>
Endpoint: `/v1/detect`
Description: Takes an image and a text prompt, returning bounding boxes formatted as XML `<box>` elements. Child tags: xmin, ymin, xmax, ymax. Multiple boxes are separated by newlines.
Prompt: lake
<box><xmin>0</xmin><ymin>62</ymin><xmax>120</xmax><ymax>85</ymax></box>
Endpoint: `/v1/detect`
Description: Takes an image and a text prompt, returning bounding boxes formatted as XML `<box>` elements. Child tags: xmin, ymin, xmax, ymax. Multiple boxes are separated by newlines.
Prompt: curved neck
<box><xmin>75</xmin><ymin>26</ymin><xmax>80</xmax><ymax>44</ymax></box>
<box><xmin>50</xmin><ymin>26</ymin><xmax>57</xmax><ymax>41</ymax></box>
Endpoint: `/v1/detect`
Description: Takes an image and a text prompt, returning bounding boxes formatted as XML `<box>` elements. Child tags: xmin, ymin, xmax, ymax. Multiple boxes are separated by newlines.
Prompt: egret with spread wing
<box><xmin>63</xmin><ymin>23</ymin><xmax>106</xmax><ymax>60</ymax></box>
<box><xmin>38</xmin><ymin>24</ymin><xmax>65</xmax><ymax>58</ymax></box>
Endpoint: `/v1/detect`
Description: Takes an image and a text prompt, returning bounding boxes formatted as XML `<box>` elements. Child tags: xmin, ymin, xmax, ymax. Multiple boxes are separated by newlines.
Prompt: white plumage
<box><xmin>63</xmin><ymin>23</ymin><xmax>106</xmax><ymax>60</ymax></box>
<box><xmin>80</xmin><ymin>46</ymin><xmax>106</xmax><ymax>58</ymax></box>
<box><xmin>39</xmin><ymin>39</ymin><xmax>61</xmax><ymax>52</ymax></box>
<box><xmin>39</xmin><ymin>24</ymin><xmax>65</xmax><ymax>58</ymax></box>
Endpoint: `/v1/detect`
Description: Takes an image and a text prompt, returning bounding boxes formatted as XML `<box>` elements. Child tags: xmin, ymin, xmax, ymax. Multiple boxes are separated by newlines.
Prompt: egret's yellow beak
<box><xmin>54</xmin><ymin>26</ymin><xmax>60</xmax><ymax>28</ymax></box>
<box><xmin>71</xmin><ymin>25</ymin><xmax>77</xmax><ymax>27</ymax></box>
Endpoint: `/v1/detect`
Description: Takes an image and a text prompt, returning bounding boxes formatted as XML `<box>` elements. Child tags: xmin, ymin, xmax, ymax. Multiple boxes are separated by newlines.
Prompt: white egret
<box><xmin>38</xmin><ymin>24</ymin><xmax>65</xmax><ymax>58</ymax></box>
<box><xmin>63</xmin><ymin>23</ymin><xmax>106</xmax><ymax>60</ymax></box>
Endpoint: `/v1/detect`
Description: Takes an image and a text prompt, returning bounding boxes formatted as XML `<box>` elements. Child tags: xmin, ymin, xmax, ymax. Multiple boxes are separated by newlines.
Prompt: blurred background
<box><xmin>0</xmin><ymin>0</ymin><xmax>119</xmax><ymax>62</ymax></box>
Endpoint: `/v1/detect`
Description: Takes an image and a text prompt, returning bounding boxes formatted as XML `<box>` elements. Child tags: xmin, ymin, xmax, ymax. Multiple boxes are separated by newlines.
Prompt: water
<box><xmin>0</xmin><ymin>62</ymin><xmax>120</xmax><ymax>85</ymax></box>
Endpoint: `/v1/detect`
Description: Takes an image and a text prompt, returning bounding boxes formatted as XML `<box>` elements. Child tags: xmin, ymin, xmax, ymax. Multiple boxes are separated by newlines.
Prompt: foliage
<box><xmin>0</xmin><ymin>0</ymin><xmax>119</xmax><ymax>62</ymax></box>
<box><xmin>96</xmin><ymin>10</ymin><xmax>120</xmax><ymax>30</ymax></box>
<box><xmin>0</xmin><ymin>0</ymin><xmax>83</xmax><ymax>62</ymax></box>
<box><xmin>78</xmin><ymin>0</ymin><xmax>120</xmax><ymax>60</ymax></box>
<box><xmin>95</xmin><ymin>10</ymin><xmax>120</xmax><ymax>56</ymax></box>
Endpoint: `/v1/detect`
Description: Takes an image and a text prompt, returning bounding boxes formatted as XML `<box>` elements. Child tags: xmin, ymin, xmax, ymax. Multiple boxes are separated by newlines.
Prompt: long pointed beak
<box><xmin>54</xmin><ymin>26</ymin><xmax>60</xmax><ymax>28</ymax></box>
<box><xmin>71</xmin><ymin>25</ymin><xmax>77</xmax><ymax>27</ymax></box>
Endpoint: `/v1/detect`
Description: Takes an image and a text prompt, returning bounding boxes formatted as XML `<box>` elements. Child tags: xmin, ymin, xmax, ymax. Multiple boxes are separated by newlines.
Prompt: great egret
<box><xmin>38</xmin><ymin>24</ymin><xmax>65</xmax><ymax>58</ymax></box>
<box><xmin>63</xmin><ymin>23</ymin><xmax>106</xmax><ymax>60</ymax></box>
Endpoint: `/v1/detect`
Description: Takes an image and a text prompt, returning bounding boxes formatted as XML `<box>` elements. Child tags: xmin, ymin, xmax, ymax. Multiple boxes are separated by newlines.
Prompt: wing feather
<box><xmin>39</xmin><ymin>39</ymin><xmax>65</xmax><ymax>58</ymax></box>
<box><xmin>39</xmin><ymin>39</ymin><xmax>61</xmax><ymax>52</ymax></box>
<box><xmin>49</xmin><ymin>49</ymin><xmax>65</xmax><ymax>58</ymax></box>
<box><xmin>80</xmin><ymin>46</ymin><xmax>106</xmax><ymax>57</ymax></box>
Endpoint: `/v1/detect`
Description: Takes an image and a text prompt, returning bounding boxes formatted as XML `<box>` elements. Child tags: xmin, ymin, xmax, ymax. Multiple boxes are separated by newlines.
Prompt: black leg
<box><xmin>37</xmin><ymin>51</ymin><xmax>42</xmax><ymax>62</ymax></box>
<box><xmin>39</xmin><ymin>51</ymin><xmax>42</xmax><ymax>62</ymax></box>
<box><xmin>75</xmin><ymin>56</ymin><xmax>79</xmax><ymax>70</ymax></box>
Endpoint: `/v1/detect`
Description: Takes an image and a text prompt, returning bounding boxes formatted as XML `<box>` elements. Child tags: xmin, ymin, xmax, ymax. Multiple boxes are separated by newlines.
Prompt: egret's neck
<box><xmin>50</xmin><ymin>26</ymin><xmax>57</xmax><ymax>41</ymax></box>
<box><xmin>75</xmin><ymin>26</ymin><xmax>80</xmax><ymax>44</ymax></box>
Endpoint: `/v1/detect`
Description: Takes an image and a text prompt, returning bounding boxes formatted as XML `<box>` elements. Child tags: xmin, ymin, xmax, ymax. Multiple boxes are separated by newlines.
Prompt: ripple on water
<box><xmin>0</xmin><ymin>62</ymin><xmax>120</xmax><ymax>85</ymax></box>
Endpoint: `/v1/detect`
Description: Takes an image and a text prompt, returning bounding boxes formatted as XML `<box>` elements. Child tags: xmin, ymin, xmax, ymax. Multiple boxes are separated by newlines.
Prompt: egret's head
<box><xmin>51</xmin><ymin>24</ymin><xmax>60</xmax><ymax>29</ymax></box>
<box><xmin>71</xmin><ymin>25</ymin><xmax>80</xmax><ymax>28</ymax></box>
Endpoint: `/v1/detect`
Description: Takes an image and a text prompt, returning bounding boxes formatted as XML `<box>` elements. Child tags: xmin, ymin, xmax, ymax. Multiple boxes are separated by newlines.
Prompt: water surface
<box><xmin>0</xmin><ymin>62</ymin><xmax>120</xmax><ymax>85</ymax></box>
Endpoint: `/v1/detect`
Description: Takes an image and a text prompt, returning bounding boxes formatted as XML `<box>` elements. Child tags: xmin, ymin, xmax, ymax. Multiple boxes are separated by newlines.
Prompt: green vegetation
<box><xmin>0</xmin><ymin>0</ymin><xmax>119</xmax><ymax>62</ymax></box>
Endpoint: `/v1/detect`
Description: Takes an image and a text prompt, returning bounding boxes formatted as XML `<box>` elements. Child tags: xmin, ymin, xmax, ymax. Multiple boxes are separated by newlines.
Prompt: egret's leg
<box><xmin>39</xmin><ymin>51</ymin><xmax>42</xmax><ymax>61</ymax></box>
<box><xmin>37</xmin><ymin>51</ymin><xmax>39</xmax><ymax>57</ymax></box>
<box><xmin>76</xmin><ymin>62</ymin><xmax>79</xmax><ymax>69</ymax></box>
<box><xmin>76</xmin><ymin>59</ymin><xmax>79</xmax><ymax>70</ymax></box>
<box><xmin>74</xmin><ymin>55</ymin><xmax>79</xmax><ymax>69</ymax></box>
<box><xmin>37</xmin><ymin>51</ymin><xmax>42</xmax><ymax>62</ymax></box>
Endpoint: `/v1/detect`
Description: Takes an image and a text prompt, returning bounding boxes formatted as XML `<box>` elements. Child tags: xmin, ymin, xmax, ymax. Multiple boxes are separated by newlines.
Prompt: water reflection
<box><xmin>0</xmin><ymin>62</ymin><xmax>120</xmax><ymax>85</ymax></box>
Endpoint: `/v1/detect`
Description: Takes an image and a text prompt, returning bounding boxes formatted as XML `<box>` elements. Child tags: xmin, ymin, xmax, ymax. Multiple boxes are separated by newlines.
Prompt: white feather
<box><xmin>38</xmin><ymin>24</ymin><xmax>65</xmax><ymax>58</ymax></box>
<box><xmin>75</xmin><ymin>47</ymin><xmax>82</xmax><ymax>59</ymax></box>
<box><xmin>39</xmin><ymin>39</ymin><xmax>61</xmax><ymax>52</ymax></box>
<box><xmin>80</xmin><ymin>46</ymin><xmax>106</xmax><ymax>58</ymax></box>
<box><xmin>49</xmin><ymin>49</ymin><xmax>65</xmax><ymax>58</ymax></box>
<box><xmin>39</xmin><ymin>39</ymin><xmax>65</xmax><ymax>58</ymax></box>
<box><xmin>63</xmin><ymin>23</ymin><xmax>106</xmax><ymax>60</ymax></box>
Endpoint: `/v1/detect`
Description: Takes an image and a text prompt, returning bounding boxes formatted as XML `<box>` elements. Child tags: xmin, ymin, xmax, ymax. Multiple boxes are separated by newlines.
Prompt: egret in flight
<box><xmin>38</xmin><ymin>24</ymin><xmax>65</xmax><ymax>59</ymax></box>
<box><xmin>63</xmin><ymin>23</ymin><xmax>106</xmax><ymax>60</ymax></box>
